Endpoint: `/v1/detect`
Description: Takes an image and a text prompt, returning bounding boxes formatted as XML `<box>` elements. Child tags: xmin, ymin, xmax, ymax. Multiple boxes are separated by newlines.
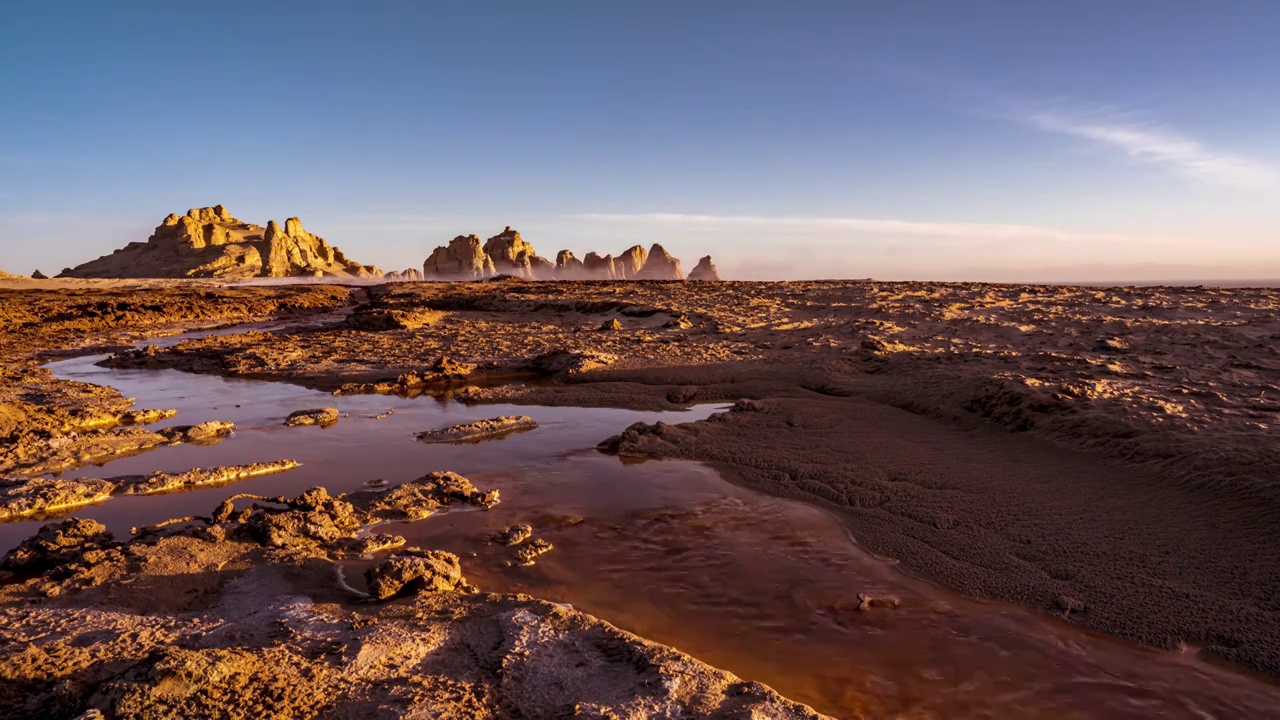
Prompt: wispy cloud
<box><xmin>1018</xmin><ymin>106</ymin><xmax>1275</xmax><ymax>188</ymax></box>
<box><xmin>572</xmin><ymin>212</ymin><xmax>1183</xmax><ymax>246</ymax></box>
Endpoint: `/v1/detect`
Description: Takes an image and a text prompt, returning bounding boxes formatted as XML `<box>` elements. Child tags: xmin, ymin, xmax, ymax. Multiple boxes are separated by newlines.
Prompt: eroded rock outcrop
<box><xmin>635</xmin><ymin>243</ymin><xmax>684</xmax><ymax>280</ymax></box>
<box><xmin>59</xmin><ymin>206</ymin><xmax>382</xmax><ymax>280</ymax></box>
<box><xmin>424</xmin><ymin>235</ymin><xmax>496</xmax><ymax>280</ymax></box>
<box><xmin>687</xmin><ymin>255</ymin><xmax>721</xmax><ymax>281</ymax></box>
<box><xmin>420</xmin><ymin>227</ymin><xmax>720</xmax><ymax>283</ymax></box>
<box><xmin>582</xmin><ymin>252</ymin><xmax>618</xmax><ymax>280</ymax></box>
<box><xmin>384</xmin><ymin>268</ymin><xmax>423</xmax><ymax>281</ymax></box>
<box><xmin>483</xmin><ymin>227</ymin><xmax>541</xmax><ymax>279</ymax></box>
<box><xmin>616</xmin><ymin>245</ymin><xmax>649</xmax><ymax>280</ymax></box>
<box><xmin>555</xmin><ymin>250</ymin><xmax>586</xmax><ymax>279</ymax></box>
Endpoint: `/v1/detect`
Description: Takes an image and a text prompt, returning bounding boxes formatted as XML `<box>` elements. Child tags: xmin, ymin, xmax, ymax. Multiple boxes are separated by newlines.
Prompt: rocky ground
<box><xmin>3</xmin><ymin>277</ymin><xmax>1280</xmax><ymax>715</ymax></box>
<box><xmin>85</xmin><ymin>279</ymin><xmax>1280</xmax><ymax>674</ymax></box>
<box><xmin>0</xmin><ymin>474</ymin><xmax>820</xmax><ymax>719</ymax></box>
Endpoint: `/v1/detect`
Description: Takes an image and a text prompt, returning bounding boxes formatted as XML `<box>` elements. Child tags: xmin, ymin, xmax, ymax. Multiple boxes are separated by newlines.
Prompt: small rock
<box><xmin>1095</xmin><ymin>336</ymin><xmax>1128</xmax><ymax>352</ymax></box>
<box><xmin>364</xmin><ymin>551</ymin><xmax>473</xmax><ymax>599</ymax></box>
<box><xmin>161</xmin><ymin>420</ymin><xmax>235</xmax><ymax>444</ymax></box>
<box><xmin>663</xmin><ymin>314</ymin><xmax>694</xmax><ymax>330</ymax></box>
<box><xmin>510</xmin><ymin>538</ymin><xmax>554</xmax><ymax>566</ymax></box>
<box><xmin>285</xmin><ymin>408</ymin><xmax>340</xmax><ymax>427</ymax></box>
<box><xmin>599</xmin><ymin>318</ymin><xmax>624</xmax><ymax>332</ymax></box>
<box><xmin>493</xmin><ymin>524</ymin><xmax>533</xmax><ymax>547</ymax></box>
<box><xmin>1056</xmin><ymin>595</ymin><xmax>1087</xmax><ymax>616</ymax></box>
<box><xmin>855</xmin><ymin>593</ymin><xmax>901</xmax><ymax>611</ymax></box>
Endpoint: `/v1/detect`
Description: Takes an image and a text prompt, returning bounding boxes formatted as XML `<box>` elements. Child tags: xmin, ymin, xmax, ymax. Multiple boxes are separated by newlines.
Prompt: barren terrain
<box><xmin>3</xmin><ymin>278</ymin><xmax>1280</xmax><ymax>717</ymax></box>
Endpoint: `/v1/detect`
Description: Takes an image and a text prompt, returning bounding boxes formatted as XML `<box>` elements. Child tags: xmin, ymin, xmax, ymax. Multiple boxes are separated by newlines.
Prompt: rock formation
<box><xmin>616</xmin><ymin>245</ymin><xmax>649</xmax><ymax>279</ymax></box>
<box><xmin>423</xmin><ymin>235</ymin><xmax>495</xmax><ymax>280</ymax></box>
<box><xmin>30</xmin><ymin>270</ymin><xmax>47</xmax><ymax>280</ymax></box>
<box><xmin>384</xmin><ymin>268</ymin><xmax>423</xmax><ymax>281</ymax></box>
<box><xmin>687</xmin><ymin>255</ymin><xmax>721</xmax><ymax>281</ymax></box>
<box><xmin>58</xmin><ymin>206</ymin><xmax>382</xmax><ymax>280</ymax></box>
<box><xmin>483</xmin><ymin>227</ymin><xmax>540</xmax><ymax>278</ymax></box>
<box><xmin>582</xmin><ymin>252</ymin><xmax>618</xmax><ymax>280</ymax></box>
<box><xmin>555</xmin><ymin>250</ymin><xmax>587</xmax><ymax>280</ymax></box>
<box><xmin>634</xmin><ymin>243</ymin><xmax>683</xmax><ymax>280</ymax></box>
<box><xmin>420</xmin><ymin>228</ymin><xmax>717</xmax><ymax>283</ymax></box>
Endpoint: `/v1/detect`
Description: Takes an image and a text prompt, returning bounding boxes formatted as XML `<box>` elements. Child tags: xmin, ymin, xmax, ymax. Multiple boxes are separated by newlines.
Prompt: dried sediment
<box><xmin>114</xmin><ymin>460</ymin><xmax>301</xmax><ymax>495</ymax></box>
<box><xmin>0</xmin><ymin>461</ymin><xmax>300</xmax><ymax>520</ymax></box>
<box><xmin>416</xmin><ymin>415</ymin><xmax>538</xmax><ymax>444</ymax></box>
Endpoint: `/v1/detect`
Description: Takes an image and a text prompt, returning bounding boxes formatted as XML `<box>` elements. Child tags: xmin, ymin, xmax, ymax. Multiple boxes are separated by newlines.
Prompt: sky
<box><xmin>2</xmin><ymin>1</ymin><xmax>1278</xmax><ymax>282</ymax></box>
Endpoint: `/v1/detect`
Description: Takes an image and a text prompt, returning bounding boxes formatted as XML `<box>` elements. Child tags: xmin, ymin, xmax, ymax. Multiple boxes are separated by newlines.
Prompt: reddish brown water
<box><xmin>5</xmin><ymin>344</ymin><xmax>1278</xmax><ymax>718</ymax></box>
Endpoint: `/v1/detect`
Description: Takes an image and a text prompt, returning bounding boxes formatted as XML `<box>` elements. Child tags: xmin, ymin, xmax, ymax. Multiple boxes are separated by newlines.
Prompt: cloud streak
<box><xmin>572</xmin><ymin>212</ymin><xmax>1183</xmax><ymax>246</ymax></box>
<box><xmin>1020</xmin><ymin>108</ymin><xmax>1275</xmax><ymax>188</ymax></box>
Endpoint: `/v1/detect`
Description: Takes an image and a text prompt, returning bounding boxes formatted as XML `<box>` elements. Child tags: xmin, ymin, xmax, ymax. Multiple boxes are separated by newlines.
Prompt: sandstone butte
<box><xmin>58</xmin><ymin>205</ymin><xmax>382</xmax><ymax>280</ymax></box>
<box><xmin>420</xmin><ymin>229</ymin><xmax>717</xmax><ymax>282</ymax></box>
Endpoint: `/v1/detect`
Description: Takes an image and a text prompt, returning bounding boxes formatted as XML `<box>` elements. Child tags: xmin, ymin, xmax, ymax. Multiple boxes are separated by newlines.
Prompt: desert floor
<box><xmin>2</xmin><ymin>277</ymin><xmax>1278</xmax><ymax>718</ymax></box>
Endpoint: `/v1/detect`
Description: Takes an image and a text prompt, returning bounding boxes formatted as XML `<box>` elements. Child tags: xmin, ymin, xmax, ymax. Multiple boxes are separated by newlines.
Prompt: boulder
<box><xmin>616</xmin><ymin>245</ymin><xmax>648</xmax><ymax>279</ymax></box>
<box><xmin>31</xmin><ymin>270</ymin><xmax>48</xmax><ymax>280</ymax></box>
<box><xmin>364</xmin><ymin>551</ymin><xmax>472</xmax><ymax>599</ymax></box>
<box><xmin>424</xmin><ymin>235</ymin><xmax>495</xmax><ymax>280</ymax></box>
<box><xmin>687</xmin><ymin>255</ymin><xmax>721</xmax><ymax>281</ymax></box>
<box><xmin>634</xmin><ymin>243</ymin><xmax>683</xmax><ymax>280</ymax></box>
<box><xmin>582</xmin><ymin>252</ymin><xmax>618</xmax><ymax>280</ymax></box>
<box><xmin>59</xmin><ymin>206</ymin><xmax>382</xmax><ymax>280</ymax></box>
<box><xmin>483</xmin><ymin>227</ymin><xmax>538</xmax><ymax>278</ymax></box>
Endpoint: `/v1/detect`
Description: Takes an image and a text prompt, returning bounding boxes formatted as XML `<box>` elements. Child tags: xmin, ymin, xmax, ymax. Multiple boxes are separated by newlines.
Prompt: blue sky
<box><xmin>2</xmin><ymin>1</ymin><xmax>1278</xmax><ymax>281</ymax></box>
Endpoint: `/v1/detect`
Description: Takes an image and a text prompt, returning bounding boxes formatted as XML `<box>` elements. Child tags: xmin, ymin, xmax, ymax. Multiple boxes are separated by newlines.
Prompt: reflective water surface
<box><xmin>4</xmin><ymin>340</ymin><xmax>1278</xmax><ymax>719</ymax></box>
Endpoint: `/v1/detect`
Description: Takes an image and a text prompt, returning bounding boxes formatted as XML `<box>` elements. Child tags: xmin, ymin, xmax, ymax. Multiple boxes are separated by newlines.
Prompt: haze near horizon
<box><xmin>2</xmin><ymin>1</ymin><xmax>1278</xmax><ymax>282</ymax></box>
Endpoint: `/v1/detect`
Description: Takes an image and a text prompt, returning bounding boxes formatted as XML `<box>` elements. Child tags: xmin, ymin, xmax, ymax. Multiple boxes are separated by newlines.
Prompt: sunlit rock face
<box><xmin>59</xmin><ymin>206</ymin><xmax>382</xmax><ymax>280</ymax></box>
<box><xmin>634</xmin><ymin>244</ymin><xmax>683</xmax><ymax>280</ymax></box>
<box><xmin>615</xmin><ymin>245</ymin><xmax>648</xmax><ymax>280</ymax></box>
<box><xmin>483</xmin><ymin>227</ymin><xmax>540</xmax><ymax>279</ymax></box>
<box><xmin>422</xmin><ymin>229</ymin><xmax>711</xmax><ymax>283</ymax></box>
<box><xmin>582</xmin><ymin>252</ymin><xmax>618</xmax><ymax>280</ymax></box>
<box><xmin>424</xmin><ymin>235</ymin><xmax>495</xmax><ymax>280</ymax></box>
